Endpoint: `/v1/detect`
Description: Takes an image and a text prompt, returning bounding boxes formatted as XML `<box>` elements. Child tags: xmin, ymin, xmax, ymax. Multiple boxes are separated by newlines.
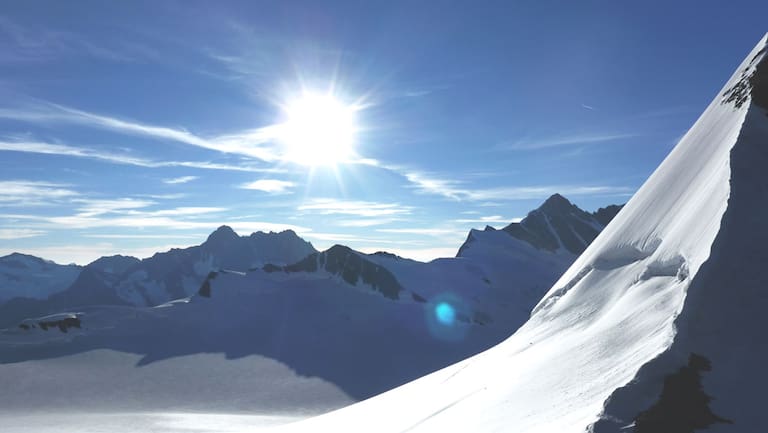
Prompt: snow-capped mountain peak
<box><xmin>203</xmin><ymin>224</ymin><xmax>240</xmax><ymax>247</ymax></box>
<box><xmin>498</xmin><ymin>193</ymin><xmax>615</xmax><ymax>255</ymax></box>
<box><xmin>0</xmin><ymin>253</ymin><xmax>82</xmax><ymax>303</ymax></box>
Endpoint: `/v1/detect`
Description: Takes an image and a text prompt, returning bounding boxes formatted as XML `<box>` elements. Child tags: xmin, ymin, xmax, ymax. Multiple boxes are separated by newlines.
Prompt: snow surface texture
<box><xmin>271</xmin><ymin>34</ymin><xmax>768</xmax><ymax>433</ymax></box>
<box><xmin>0</xmin><ymin>253</ymin><xmax>81</xmax><ymax>303</ymax></box>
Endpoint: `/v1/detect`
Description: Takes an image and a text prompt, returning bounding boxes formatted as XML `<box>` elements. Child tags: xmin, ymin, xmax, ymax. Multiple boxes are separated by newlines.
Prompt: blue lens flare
<box><xmin>435</xmin><ymin>302</ymin><xmax>456</xmax><ymax>326</ymax></box>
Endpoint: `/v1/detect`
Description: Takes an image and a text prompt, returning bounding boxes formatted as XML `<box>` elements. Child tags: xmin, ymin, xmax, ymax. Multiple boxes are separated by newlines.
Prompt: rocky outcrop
<box><xmin>265</xmin><ymin>245</ymin><xmax>404</xmax><ymax>300</ymax></box>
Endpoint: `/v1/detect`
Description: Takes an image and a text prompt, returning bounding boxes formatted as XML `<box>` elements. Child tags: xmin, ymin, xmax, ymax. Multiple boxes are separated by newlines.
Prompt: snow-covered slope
<box><xmin>273</xmin><ymin>34</ymin><xmax>768</xmax><ymax>433</ymax></box>
<box><xmin>0</xmin><ymin>253</ymin><xmax>81</xmax><ymax>303</ymax></box>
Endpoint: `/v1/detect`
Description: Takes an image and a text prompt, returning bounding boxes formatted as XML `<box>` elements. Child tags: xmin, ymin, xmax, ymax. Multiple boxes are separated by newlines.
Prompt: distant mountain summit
<box><xmin>458</xmin><ymin>194</ymin><xmax>622</xmax><ymax>257</ymax></box>
<box><xmin>0</xmin><ymin>228</ymin><xmax>316</xmax><ymax>328</ymax></box>
<box><xmin>502</xmin><ymin>193</ymin><xmax>619</xmax><ymax>255</ymax></box>
<box><xmin>0</xmin><ymin>253</ymin><xmax>81</xmax><ymax>302</ymax></box>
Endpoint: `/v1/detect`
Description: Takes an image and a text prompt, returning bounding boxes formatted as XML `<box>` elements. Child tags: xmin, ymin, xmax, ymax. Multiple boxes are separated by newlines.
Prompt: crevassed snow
<box><xmin>272</xmin><ymin>34</ymin><xmax>768</xmax><ymax>433</ymax></box>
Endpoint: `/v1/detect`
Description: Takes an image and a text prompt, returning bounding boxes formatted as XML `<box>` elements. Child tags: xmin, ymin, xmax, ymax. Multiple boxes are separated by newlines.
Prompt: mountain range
<box><xmin>0</xmin><ymin>193</ymin><xmax>620</xmax><ymax>415</ymax></box>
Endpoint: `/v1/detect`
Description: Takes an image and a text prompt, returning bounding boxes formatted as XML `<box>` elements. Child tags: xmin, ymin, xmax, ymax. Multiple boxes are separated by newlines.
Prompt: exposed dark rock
<box><xmin>37</xmin><ymin>316</ymin><xmax>81</xmax><ymax>333</ymax></box>
<box><xmin>592</xmin><ymin>204</ymin><xmax>624</xmax><ymax>226</ymax></box>
<box><xmin>262</xmin><ymin>263</ymin><xmax>283</xmax><ymax>273</ymax></box>
<box><xmin>197</xmin><ymin>272</ymin><xmax>218</xmax><ymax>298</ymax></box>
<box><xmin>371</xmin><ymin>251</ymin><xmax>402</xmax><ymax>260</ymax></box>
<box><xmin>502</xmin><ymin>194</ymin><xmax>606</xmax><ymax>255</ymax></box>
<box><xmin>723</xmin><ymin>47</ymin><xmax>768</xmax><ymax>109</ymax></box>
<box><xmin>633</xmin><ymin>353</ymin><xmax>733</xmax><ymax>433</ymax></box>
<box><xmin>284</xmin><ymin>254</ymin><xmax>319</xmax><ymax>273</ymax></box>
<box><xmin>272</xmin><ymin>245</ymin><xmax>404</xmax><ymax>300</ymax></box>
<box><xmin>457</xmin><ymin>195</ymin><xmax>623</xmax><ymax>258</ymax></box>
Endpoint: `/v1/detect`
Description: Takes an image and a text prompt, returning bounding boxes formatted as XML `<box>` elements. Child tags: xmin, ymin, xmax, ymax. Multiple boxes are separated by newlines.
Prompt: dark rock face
<box><xmin>723</xmin><ymin>46</ymin><xmax>768</xmax><ymax>109</ymax></box>
<box><xmin>501</xmin><ymin>194</ymin><xmax>618</xmax><ymax>255</ymax></box>
<box><xmin>592</xmin><ymin>204</ymin><xmax>624</xmax><ymax>226</ymax></box>
<box><xmin>197</xmin><ymin>272</ymin><xmax>218</xmax><ymax>298</ymax></box>
<box><xmin>19</xmin><ymin>316</ymin><xmax>82</xmax><ymax>333</ymax></box>
<box><xmin>634</xmin><ymin>354</ymin><xmax>733</xmax><ymax>433</ymax></box>
<box><xmin>265</xmin><ymin>245</ymin><xmax>404</xmax><ymax>300</ymax></box>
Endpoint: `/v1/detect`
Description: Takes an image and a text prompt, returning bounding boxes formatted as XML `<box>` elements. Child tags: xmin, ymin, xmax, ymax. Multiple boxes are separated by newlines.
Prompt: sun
<box><xmin>278</xmin><ymin>92</ymin><xmax>358</xmax><ymax>166</ymax></box>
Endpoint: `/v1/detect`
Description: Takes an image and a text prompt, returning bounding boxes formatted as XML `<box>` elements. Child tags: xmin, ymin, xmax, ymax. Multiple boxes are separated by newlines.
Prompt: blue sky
<box><xmin>0</xmin><ymin>1</ymin><xmax>766</xmax><ymax>264</ymax></box>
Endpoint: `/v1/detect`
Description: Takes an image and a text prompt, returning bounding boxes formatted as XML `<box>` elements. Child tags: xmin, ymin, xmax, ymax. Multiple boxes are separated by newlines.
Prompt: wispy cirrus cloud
<box><xmin>452</xmin><ymin>215</ymin><xmax>517</xmax><ymax>224</ymax></box>
<box><xmin>239</xmin><ymin>179</ymin><xmax>295</xmax><ymax>194</ymax></box>
<box><xmin>354</xmin><ymin>158</ymin><xmax>633</xmax><ymax>203</ymax></box>
<box><xmin>0</xmin><ymin>228</ymin><xmax>46</xmax><ymax>239</ymax></box>
<box><xmin>163</xmin><ymin>176</ymin><xmax>199</xmax><ymax>185</ymax></box>
<box><xmin>376</xmin><ymin>228</ymin><xmax>460</xmax><ymax>237</ymax></box>
<box><xmin>0</xmin><ymin>102</ymin><xmax>284</xmax><ymax>162</ymax></box>
<box><xmin>298</xmin><ymin>199</ymin><xmax>412</xmax><ymax>218</ymax></box>
<box><xmin>71</xmin><ymin>198</ymin><xmax>155</xmax><ymax>217</ymax></box>
<box><xmin>501</xmin><ymin>132</ymin><xmax>637</xmax><ymax>150</ymax></box>
<box><xmin>2</xmin><ymin>211</ymin><xmax>308</xmax><ymax>234</ymax></box>
<box><xmin>334</xmin><ymin>218</ymin><xmax>401</xmax><ymax>228</ymax></box>
<box><xmin>0</xmin><ymin>16</ymin><xmax>147</xmax><ymax>64</ymax></box>
<box><xmin>0</xmin><ymin>180</ymin><xmax>78</xmax><ymax>205</ymax></box>
<box><xmin>385</xmin><ymin>165</ymin><xmax>633</xmax><ymax>202</ymax></box>
<box><xmin>0</xmin><ymin>139</ymin><xmax>282</xmax><ymax>173</ymax></box>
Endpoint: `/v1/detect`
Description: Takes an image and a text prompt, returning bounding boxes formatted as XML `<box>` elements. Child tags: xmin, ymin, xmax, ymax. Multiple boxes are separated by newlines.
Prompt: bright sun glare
<box><xmin>278</xmin><ymin>92</ymin><xmax>358</xmax><ymax>166</ymax></box>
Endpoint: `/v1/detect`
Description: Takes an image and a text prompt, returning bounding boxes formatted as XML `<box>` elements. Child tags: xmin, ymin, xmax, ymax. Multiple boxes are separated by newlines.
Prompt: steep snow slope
<box><xmin>0</xmin><ymin>253</ymin><xmax>81</xmax><ymax>303</ymax></box>
<box><xmin>274</xmin><ymin>34</ymin><xmax>768</xmax><ymax>433</ymax></box>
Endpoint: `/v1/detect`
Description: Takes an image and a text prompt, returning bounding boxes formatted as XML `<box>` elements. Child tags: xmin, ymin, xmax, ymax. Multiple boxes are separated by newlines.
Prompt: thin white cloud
<box><xmin>298</xmin><ymin>199</ymin><xmax>412</xmax><ymax>218</ymax></box>
<box><xmin>0</xmin><ymin>228</ymin><xmax>46</xmax><ymax>239</ymax></box>
<box><xmin>2</xmin><ymin>212</ymin><xmax>309</xmax><ymax>234</ymax></box>
<box><xmin>126</xmin><ymin>207</ymin><xmax>227</xmax><ymax>217</ymax></box>
<box><xmin>239</xmin><ymin>179</ymin><xmax>295</xmax><ymax>194</ymax></box>
<box><xmin>0</xmin><ymin>180</ymin><xmax>78</xmax><ymax>205</ymax></box>
<box><xmin>0</xmin><ymin>139</ymin><xmax>281</xmax><ymax>173</ymax></box>
<box><xmin>402</xmin><ymin>171</ymin><xmax>466</xmax><ymax>200</ymax></box>
<box><xmin>164</xmin><ymin>176</ymin><xmax>199</xmax><ymax>185</ymax></box>
<box><xmin>376</xmin><ymin>228</ymin><xmax>459</xmax><ymax>237</ymax></box>
<box><xmin>72</xmin><ymin>198</ymin><xmax>155</xmax><ymax>217</ymax></box>
<box><xmin>335</xmin><ymin>218</ymin><xmax>401</xmax><ymax>228</ymax></box>
<box><xmin>304</xmin><ymin>232</ymin><xmax>399</xmax><ymax>244</ymax></box>
<box><xmin>453</xmin><ymin>215</ymin><xmax>514</xmax><ymax>224</ymax></box>
<box><xmin>84</xmin><ymin>233</ymin><xmax>204</xmax><ymax>240</ymax></box>
<box><xmin>382</xmin><ymin>163</ymin><xmax>633</xmax><ymax>202</ymax></box>
<box><xmin>0</xmin><ymin>103</ymin><xmax>284</xmax><ymax>162</ymax></box>
<box><xmin>0</xmin><ymin>17</ymin><xmax>146</xmax><ymax>64</ymax></box>
<box><xmin>503</xmin><ymin>133</ymin><xmax>636</xmax><ymax>150</ymax></box>
<box><xmin>136</xmin><ymin>193</ymin><xmax>187</xmax><ymax>200</ymax></box>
